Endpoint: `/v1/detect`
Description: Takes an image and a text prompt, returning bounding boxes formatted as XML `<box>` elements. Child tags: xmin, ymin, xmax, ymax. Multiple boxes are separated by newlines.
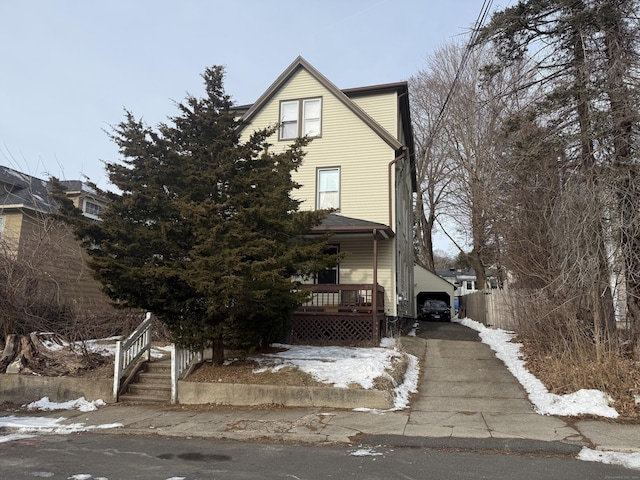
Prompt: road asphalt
<box><xmin>3</xmin><ymin>322</ymin><xmax>639</xmax><ymax>456</ymax></box>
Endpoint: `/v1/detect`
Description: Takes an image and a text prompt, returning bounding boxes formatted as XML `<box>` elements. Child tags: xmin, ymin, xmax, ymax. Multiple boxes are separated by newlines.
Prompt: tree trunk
<box><xmin>212</xmin><ymin>337</ymin><xmax>225</xmax><ymax>366</ymax></box>
<box><xmin>0</xmin><ymin>333</ymin><xmax>103</xmax><ymax>375</ymax></box>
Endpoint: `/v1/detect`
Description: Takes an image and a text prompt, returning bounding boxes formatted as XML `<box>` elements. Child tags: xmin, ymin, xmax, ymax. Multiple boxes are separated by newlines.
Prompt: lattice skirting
<box><xmin>291</xmin><ymin>313</ymin><xmax>384</xmax><ymax>347</ymax></box>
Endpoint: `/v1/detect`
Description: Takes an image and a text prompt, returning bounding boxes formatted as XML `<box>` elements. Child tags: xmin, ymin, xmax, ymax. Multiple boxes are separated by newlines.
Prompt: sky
<box><xmin>1</xmin><ymin>0</ymin><xmax>505</xmax><ymax>191</ymax></box>
<box><xmin>1</xmin><ymin>318</ymin><xmax>639</xmax><ymax>471</ymax></box>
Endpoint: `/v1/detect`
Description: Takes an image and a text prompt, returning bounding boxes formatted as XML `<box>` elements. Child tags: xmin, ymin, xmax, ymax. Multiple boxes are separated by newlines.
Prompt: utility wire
<box><xmin>426</xmin><ymin>0</ymin><xmax>494</xmax><ymax>148</ymax></box>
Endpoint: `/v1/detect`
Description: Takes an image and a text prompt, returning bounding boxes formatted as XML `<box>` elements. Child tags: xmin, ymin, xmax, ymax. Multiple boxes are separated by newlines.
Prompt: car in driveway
<box><xmin>420</xmin><ymin>299</ymin><xmax>451</xmax><ymax>322</ymax></box>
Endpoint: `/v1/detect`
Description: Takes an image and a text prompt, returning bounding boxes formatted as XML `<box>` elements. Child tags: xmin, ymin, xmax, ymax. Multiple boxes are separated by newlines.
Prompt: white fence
<box><xmin>459</xmin><ymin>289</ymin><xmax>516</xmax><ymax>330</ymax></box>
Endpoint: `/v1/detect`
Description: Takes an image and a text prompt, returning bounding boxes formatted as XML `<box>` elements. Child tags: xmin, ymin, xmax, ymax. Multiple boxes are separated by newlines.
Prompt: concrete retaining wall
<box><xmin>178</xmin><ymin>381</ymin><xmax>394</xmax><ymax>409</ymax></box>
<box><xmin>0</xmin><ymin>375</ymin><xmax>393</xmax><ymax>410</ymax></box>
<box><xmin>0</xmin><ymin>375</ymin><xmax>113</xmax><ymax>404</ymax></box>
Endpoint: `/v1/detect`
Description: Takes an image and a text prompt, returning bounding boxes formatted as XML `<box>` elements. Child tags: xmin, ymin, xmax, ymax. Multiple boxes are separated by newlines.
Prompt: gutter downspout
<box><xmin>388</xmin><ymin>148</ymin><xmax>407</xmax><ymax>229</ymax></box>
<box><xmin>387</xmin><ymin>148</ymin><xmax>406</xmax><ymax>325</ymax></box>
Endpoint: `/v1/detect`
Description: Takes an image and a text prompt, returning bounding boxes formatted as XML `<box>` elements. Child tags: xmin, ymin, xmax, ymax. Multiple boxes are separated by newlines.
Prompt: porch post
<box><xmin>372</xmin><ymin>229</ymin><xmax>378</xmax><ymax>329</ymax></box>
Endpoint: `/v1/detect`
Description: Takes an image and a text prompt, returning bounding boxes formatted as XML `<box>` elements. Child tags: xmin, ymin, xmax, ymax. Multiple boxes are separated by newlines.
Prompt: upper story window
<box><xmin>317</xmin><ymin>167</ymin><xmax>340</xmax><ymax>211</ymax></box>
<box><xmin>83</xmin><ymin>199</ymin><xmax>104</xmax><ymax>219</ymax></box>
<box><xmin>279</xmin><ymin>98</ymin><xmax>322</xmax><ymax>140</ymax></box>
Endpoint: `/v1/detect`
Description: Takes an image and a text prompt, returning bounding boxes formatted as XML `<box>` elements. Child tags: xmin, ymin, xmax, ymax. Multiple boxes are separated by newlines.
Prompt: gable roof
<box><xmin>239</xmin><ymin>56</ymin><xmax>404</xmax><ymax>152</ymax></box>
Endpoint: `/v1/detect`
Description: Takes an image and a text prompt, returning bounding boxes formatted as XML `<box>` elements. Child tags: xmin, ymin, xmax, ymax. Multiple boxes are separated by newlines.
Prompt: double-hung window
<box><xmin>279</xmin><ymin>98</ymin><xmax>322</xmax><ymax>140</ymax></box>
<box><xmin>317</xmin><ymin>167</ymin><xmax>340</xmax><ymax>210</ymax></box>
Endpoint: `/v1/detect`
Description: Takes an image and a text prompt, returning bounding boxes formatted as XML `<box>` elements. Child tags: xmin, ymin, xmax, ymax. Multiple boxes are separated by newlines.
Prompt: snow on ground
<box><xmin>38</xmin><ymin>334</ymin><xmax>171</xmax><ymax>359</ymax></box>
<box><xmin>578</xmin><ymin>448</ymin><xmax>640</xmax><ymax>470</ymax></box>
<box><xmin>456</xmin><ymin>317</ymin><xmax>640</xmax><ymax>471</ymax></box>
<box><xmin>0</xmin><ymin>415</ymin><xmax>122</xmax><ymax>444</ymax></box>
<box><xmin>2</xmin><ymin>324</ymin><xmax>639</xmax><ymax>470</ymax></box>
<box><xmin>255</xmin><ymin>338</ymin><xmax>420</xmax><ymax>410</ymax></box>
<box><xmin>26</xmin><ymin>396</ymin><xmax>106</xmax><ymax>412</ymax></box>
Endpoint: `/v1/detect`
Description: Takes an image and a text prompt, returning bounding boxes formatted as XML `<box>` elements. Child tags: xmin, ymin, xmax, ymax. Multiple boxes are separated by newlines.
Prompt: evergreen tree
<box><xmin>76</xmin><ymin>66</ymin><xmax>333</xmax><ymax>358</ymax></box>
<box><xmin>478</xmin><ymin>0</ymin><xmax>640</xmax><ymax>354</ymax></box>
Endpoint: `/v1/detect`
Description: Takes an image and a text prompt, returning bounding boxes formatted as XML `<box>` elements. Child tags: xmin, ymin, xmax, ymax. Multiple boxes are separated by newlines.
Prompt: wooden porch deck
<box><xmin>292</xmin><ymin>284</ymin><xmax>385</xmax><ymax>346</ymax></box>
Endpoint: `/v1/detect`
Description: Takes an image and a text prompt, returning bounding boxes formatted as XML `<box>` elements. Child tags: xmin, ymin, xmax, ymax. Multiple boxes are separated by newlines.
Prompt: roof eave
<box><xmin>239</xmin><ymin>56</ymin><xmax>403</xmax><ymax>151</ymax></box>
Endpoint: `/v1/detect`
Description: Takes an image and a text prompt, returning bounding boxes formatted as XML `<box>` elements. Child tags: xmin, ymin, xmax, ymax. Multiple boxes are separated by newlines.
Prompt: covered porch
<box><xmin>292</xmin><ymin>283</ymin><xmax>386</xmax><ymax>346</ymax></box>
<box><xmin>291</xmin><ymin>214</ymin><xmax>394</xmax><ymax>347</ymax></box>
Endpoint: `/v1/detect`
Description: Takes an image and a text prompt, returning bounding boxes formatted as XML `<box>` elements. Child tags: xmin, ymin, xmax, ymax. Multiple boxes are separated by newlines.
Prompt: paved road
<box><xmin>0</xmin><ymin>433</ymin><xmax>634</xmax><ymax>480</ymax></box>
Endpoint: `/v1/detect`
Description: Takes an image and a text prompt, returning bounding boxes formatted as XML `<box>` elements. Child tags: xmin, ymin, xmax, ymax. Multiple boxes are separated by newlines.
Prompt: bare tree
<box><xmin>411</xmin><ymin>42</ymin><xmax>533</xmax><ymax>285</ymax></box>
<box><xmin>0</xmin><ymin>184</ymin><xmax>115</xmax><ymax>374</ymax></box>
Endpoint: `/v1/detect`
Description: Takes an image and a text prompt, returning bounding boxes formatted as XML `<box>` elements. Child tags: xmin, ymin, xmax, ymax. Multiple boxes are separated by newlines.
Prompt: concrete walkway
<box><xmin>3</xmin><ymin>330</ymin><xmax>639</xmax><ymax>456</ymax></box>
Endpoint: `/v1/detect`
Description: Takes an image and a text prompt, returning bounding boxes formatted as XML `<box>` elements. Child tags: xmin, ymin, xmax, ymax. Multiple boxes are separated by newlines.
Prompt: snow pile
<box><xmin>255</xmin><ymin>339</ymin><xmax>419</xmax><ymax>410</ymax></box>
<box><xmin>0</xmin><ymin>415</ymin><xmax>122</xmax><ymax>441</ymax></box>
<box><xmin>26</xmin><ymin>396</ymin><xmax>105</xmax><ymax>412</ymax></box>
<box><xmin>350</xmin><ymin>448</ymin><xmax>383</xmax><ymax>457</ymax></box>
<box><xmin>578</xmin><ymin>448</ymin><xmax>640</xmax><ymax>470</ymax></box>
<box><xmin>455</xmin><ymin>317</ymin><xmax>620</xmax><ymax>418</ymax></box>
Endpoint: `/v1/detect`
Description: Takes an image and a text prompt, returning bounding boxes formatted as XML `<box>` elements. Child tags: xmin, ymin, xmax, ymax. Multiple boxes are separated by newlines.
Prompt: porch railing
<box><xmin>293</xmin><ymin>284</ymin><xmax>385</xmax><ymax>346</ymax></box>
<box><xmin>112</xmin><ymin>312</ymin><xmax>153</xmax><ymax>401</ymax></box>
<box><xmin>296</xmin><ymin>283</ymin><xmax>385</xmax><ymax>313</ymax></box>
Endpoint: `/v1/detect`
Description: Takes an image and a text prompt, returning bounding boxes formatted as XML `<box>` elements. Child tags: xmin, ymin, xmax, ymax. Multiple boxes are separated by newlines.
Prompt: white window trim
<box><xmin>82</xmin><ymin>198</ymin><xmax>104</xmax><ymax>220</ymax></box>
<box><xmin>316</xmin><ymin>167</ymin><xmax>340</xmax><ymax>211</ymax></box>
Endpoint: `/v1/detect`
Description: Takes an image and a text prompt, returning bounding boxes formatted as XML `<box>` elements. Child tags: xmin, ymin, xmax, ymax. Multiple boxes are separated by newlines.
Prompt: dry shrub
<box><xmin>373</xmin><ymin>351</ymin><xmax>410</xmax><ymax>391</ymax></box>
<box><xmin>187</xmin><ymin>359</ymin><xmax>327</xmax><ymax>387</ymax></box>
<box><xmin>522</xmin><ymin>342</ymin><xmax>640</xmax><ymax>418</ymax></box>
<box><xmin>509</xmin><ymin>289</ymin><xmax>640</xmax><ymax>418</ymax></box>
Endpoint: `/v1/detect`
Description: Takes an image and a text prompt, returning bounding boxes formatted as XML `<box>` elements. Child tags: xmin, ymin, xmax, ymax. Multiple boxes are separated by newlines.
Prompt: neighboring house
<box><xmin>0</xmin><ymin>165</ymin><xmax>108</xmax><ymax>309</ymax></box>
<box><xmin>414</xmin><ymin>264</ymin><xmax>455</xmax><ymax>319</ymax></box>
<box><xmin>236</xmin><ymin>57</ymin><xmax>417</xmax><ymax>345</ymax></box>
<box><xmin>438</xmin><ymin>268</ymin><xmax>499</xmax><ymax>297</ymax></box>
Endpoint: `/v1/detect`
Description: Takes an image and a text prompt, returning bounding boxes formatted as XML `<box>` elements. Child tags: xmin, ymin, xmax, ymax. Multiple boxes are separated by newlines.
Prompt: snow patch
<box><xmin>26</xmin><ymin>396</ymin><xmax>105</xmax><ymax>412</ymax></box>
<box><xmin>350</xmin><ymin>448</ymin><xmax>384</xmax><ymax>457</ymax></box>
<box><xmin>578</xmin><ymin>447</ymin><xmax>640</xmax><ymax>470</ymax></box>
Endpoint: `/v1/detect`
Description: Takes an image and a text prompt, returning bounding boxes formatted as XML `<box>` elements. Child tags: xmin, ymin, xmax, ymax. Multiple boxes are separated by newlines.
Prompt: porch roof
<box><xmin>311</xmin><ymin>213</ymin><xmax>394</xmax><ymax>239</ymax></box>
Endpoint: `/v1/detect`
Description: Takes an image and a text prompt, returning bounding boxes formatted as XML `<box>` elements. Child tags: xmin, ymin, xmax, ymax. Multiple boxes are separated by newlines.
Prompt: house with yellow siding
<box><xmin>235</xmin><ymin>57</ymin><xmax>416</xmax><ymax>345</ymax></box>
<box><xmin>0</xmin><ymin>165</ymin><xmax>109</xmax><ymax>311</ymax></box>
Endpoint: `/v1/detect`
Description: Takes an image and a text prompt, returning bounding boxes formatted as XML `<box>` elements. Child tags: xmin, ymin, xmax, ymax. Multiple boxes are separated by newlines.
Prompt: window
<box><xmin>317</xmin><ymin>245</ymin><xmax>339</xmax><ymax>284</ymax></box>
<box><xmin>83</xmin><ymin>200</ymin><xmax>104</xmax><ymax>219</ymax></box>
<box><xmin>317</xmin><ymin>168</ymin><xmax>340</xmax><ymax>210</ymax></box>
<box><xmin>279</xmin><ymin>97</ymin><xmax>322</xmax><ymax>140</ymax></box>
<box><xmin>0</xmin><ymin>216</ymin><xmax>3</xmax><ymax>238</ymax></box>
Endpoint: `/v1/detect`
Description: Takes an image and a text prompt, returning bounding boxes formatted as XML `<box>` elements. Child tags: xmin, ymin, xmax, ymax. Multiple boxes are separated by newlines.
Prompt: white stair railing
<box><xmin>171</xmin><ymin>346</ymin><xmax>203</xmax><ymax>404</ymax></box>
<box><xmin>112</xmin><ymin>312</ymin><xmax>153</xmax><ymax>401</ymax></box>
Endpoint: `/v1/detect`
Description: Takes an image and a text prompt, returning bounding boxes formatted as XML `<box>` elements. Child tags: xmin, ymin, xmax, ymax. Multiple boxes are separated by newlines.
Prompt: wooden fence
<box><xmin>458</xmin><ymin>289</ymin><xmax>516</xmax><ymax>330</ymax></box>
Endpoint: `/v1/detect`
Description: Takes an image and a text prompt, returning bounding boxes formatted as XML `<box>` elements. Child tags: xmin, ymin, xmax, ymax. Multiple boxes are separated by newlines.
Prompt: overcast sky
<box><xmin>1</xmin><ymin>0</ymin><xmax>508</xmax><ymax>189</ymax></box>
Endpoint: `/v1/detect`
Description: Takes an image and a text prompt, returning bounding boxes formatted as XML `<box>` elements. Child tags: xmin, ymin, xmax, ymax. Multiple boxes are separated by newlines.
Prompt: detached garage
<box><xmin>414</xmin><ymin>264</ymin><xmax>455</xmax><ymax>319</ymax></box>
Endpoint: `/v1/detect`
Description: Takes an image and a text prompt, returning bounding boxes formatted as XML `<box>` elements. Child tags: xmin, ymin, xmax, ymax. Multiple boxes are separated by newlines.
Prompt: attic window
<box><xmin>279</xmin><ymin>98</ymin><xmax>322</xmax><ymax>140</ymax></box>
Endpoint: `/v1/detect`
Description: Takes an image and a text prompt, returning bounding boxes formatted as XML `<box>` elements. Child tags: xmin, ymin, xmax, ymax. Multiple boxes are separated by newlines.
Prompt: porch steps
<box><xmin>118</xmin><ymin>358</ymin><xmax>171</xmax><ymax>404</ymax></box>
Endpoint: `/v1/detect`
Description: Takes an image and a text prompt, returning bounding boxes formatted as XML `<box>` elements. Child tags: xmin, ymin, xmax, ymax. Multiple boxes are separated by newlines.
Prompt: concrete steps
<box><xmin>119</xmin><ymin>359</ymin><xmax>171</xmax><ymax>404</ymax></box>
